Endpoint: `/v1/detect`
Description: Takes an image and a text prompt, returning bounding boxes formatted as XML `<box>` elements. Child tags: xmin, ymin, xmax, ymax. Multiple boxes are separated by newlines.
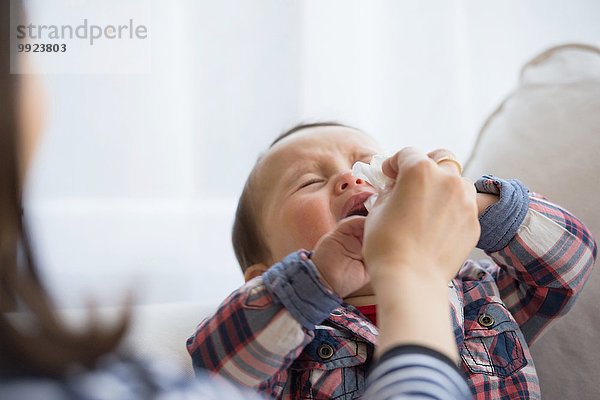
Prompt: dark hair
<box><xmin>232</xmin><ymin>121</ymin><xmax>356</xmax><ymax>272</ymax></box>
<box><xmin>0</xmin><ymin>1</ymin><xmax>129</xmax><ymax>378</ymax></box>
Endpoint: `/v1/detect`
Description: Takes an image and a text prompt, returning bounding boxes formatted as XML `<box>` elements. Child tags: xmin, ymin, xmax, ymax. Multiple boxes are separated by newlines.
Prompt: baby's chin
<box><xmin>344</xmin><ymin>283</ymin><xmax>376</xmax><ymax>306</ymax></box>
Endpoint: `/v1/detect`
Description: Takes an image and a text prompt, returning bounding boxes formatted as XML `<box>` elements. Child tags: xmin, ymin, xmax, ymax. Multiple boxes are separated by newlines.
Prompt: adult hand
<box><xmin>311</xmin><ymin>216</ymin><xmax>369</xmax><ymax>298</ymax></box>
<box><xmin>427</xmin><ymin>148</ymin><xmax>463</xmax><ymax>175</ymax></box>
<box><xmin>362</xmin><ymin>147</ymin><xmax>480</xmax><ymax>361</ymax></box>
<box><xmin>363</xmin><ymin>147</ymin><xmax>480</xmax><ymax>286</ymax></box>
<box><xmin>428</xmin><ymin>148</ymin><xmax>499</xmax><ymax>216</ymax></box>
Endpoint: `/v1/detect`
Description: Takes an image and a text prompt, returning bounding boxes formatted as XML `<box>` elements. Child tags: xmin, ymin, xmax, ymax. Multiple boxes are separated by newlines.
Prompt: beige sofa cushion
<box><xmin>464</xmin><ymin>44</ymin><xmax>600</xmax><ymax>400</ymax></box>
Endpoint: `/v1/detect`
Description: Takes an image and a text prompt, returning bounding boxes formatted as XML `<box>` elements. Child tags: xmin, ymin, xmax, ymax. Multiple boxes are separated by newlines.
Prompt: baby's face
<box><xmin>254</xmin><ymin>126</ymin><xmax>381</xmax><ymax>264</ymax></box>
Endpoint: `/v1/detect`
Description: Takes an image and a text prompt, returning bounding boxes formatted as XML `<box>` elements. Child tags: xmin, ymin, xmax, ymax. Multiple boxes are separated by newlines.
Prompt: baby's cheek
<box><xmin>287</xmin><ymin>202</ymin><xmax>336</xmax><ymax>250</ymax></box>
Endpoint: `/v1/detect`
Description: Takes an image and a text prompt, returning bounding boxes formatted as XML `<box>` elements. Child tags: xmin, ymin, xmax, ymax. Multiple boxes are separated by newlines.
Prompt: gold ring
<box><xmin>436</xmin><ymin>156</ymin><xmax>463</xmax><ymax>175</ymax></box>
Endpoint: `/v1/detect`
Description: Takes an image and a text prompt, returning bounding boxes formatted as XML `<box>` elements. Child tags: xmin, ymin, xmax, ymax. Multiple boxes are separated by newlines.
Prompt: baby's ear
<box><xmin>244</xmin><ymin>263</ymin><xmax>269</xmax><ymax>282</ymax></box>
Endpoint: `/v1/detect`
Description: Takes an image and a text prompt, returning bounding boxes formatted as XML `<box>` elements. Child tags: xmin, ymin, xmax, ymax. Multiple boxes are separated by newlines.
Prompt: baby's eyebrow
<box><xmin>281</xmin><ymin>161</ymin><xmax>319</xmax><ymax>187</ymax></box>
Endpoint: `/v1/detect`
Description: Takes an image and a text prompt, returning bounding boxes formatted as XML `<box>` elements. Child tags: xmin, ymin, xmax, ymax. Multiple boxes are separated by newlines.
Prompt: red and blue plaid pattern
<box><xmin>187</xmin><ymin>193</ymin><xmax>596</xmax><ymax>399</ymax></box>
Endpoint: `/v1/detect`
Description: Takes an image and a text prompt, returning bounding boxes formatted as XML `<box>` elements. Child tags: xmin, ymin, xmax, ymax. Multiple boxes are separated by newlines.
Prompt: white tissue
<box><xmin>351</xmin><ymin>154</ymin><xmax>394</xmax><ymax>211</ymax></box>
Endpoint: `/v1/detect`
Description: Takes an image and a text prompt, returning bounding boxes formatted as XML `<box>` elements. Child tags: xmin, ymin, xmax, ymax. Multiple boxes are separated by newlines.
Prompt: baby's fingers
<box><xmin>336</xmin><ymin>216</ymin><xmax>366</xmax><ymax>243</ymax></box>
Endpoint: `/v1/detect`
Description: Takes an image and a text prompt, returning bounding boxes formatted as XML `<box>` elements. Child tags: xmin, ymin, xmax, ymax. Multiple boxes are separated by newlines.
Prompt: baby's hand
<box><xmin>311</xmin><ymin>216</ymin><xmax>369</xmax><ymax>298</ymax></box>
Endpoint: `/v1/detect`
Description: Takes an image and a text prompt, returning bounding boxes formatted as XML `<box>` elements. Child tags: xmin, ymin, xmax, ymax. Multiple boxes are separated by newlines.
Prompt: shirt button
<box><xmin>330</xmin><ymin>309</ymin><xmax>343</xmax><ymax>317</ymax></box>
<box><xmin>478</xmin><ymin>313</ymin><xmax>495</xmax><ymax>327</ymax></box>
<box><xmin>317</xmin><ymin>343</ymin><xmax>335</xmax><ymax>360</ymax></box>
<box><xmin>477</xmin><ymin>271</ymin><xmax>486</xmax><ymax>280</ymax></box>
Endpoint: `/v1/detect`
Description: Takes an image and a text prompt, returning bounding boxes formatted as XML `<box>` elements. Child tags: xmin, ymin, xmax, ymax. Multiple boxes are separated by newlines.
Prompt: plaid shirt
<box><xmin>187</xmin><ymin>177</ymin><xmax>597</xmax><ymax>399</ymax></box>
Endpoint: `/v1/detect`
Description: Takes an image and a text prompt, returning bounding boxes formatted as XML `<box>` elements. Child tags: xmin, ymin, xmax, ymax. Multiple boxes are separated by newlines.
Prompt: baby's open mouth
<box><xmin>341</xmin><ymin>192</ymin><xmax>374</xmax><ymax>220</ymax></box>
<box><xmin>344</xmin><ymin>203</ymin><xmax>369</xmax><ymax>218</ymax></box>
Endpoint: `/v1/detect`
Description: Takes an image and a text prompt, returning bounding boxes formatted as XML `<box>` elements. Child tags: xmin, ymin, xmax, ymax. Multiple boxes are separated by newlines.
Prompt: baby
<box><xmin>187</xmin><ymin>123</ymin><xmax>596</xmax><ymax>399</ymax></box>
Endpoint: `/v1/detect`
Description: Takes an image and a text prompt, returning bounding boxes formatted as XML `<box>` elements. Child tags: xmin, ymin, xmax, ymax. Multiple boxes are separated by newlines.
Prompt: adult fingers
<box><xmin>381</xmin><ymin>147</ymin><xmax>430</xmax><ymax>181</ymax></box>
<box><xmin>427</xmin><ymin>148</ymin><xmax>463</xmax><ymax>175</ymax></box>
<box><xmin>427</xmin><ymin>148</ymin><xmax>456</xmax><ymax>162</ymax></box>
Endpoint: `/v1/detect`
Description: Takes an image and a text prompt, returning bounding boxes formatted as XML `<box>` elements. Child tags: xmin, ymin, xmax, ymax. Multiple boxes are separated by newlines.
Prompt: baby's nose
<box><xmin>337</xmin><ymin>172</ymin><xmax>365</xmax><ymax>192</ymax></box>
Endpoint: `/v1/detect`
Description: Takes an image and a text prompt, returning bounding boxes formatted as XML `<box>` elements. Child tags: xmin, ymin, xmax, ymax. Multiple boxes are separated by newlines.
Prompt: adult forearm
<box><xmin>373</xmin><ymin>268</ymin><xmax>459</xmax><ymax>364</ymax></box>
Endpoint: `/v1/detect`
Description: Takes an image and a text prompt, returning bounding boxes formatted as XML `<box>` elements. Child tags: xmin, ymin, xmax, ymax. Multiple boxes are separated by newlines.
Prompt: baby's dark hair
<box><xmin>232</xmin><ymin>121</ymin><xmax>355</xmax><ymax>272</ymax></box>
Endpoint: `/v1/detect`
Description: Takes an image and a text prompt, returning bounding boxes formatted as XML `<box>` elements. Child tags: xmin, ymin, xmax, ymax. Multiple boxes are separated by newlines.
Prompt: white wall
<box><xmin>300</xmin><ymin>0</ymin><xmax>476</xmax><ymax>158</ymax></box>
<box><xmin>24</xmin><ymin>0</ymin><xmax>600</xmax><ymax>307</ymax></box>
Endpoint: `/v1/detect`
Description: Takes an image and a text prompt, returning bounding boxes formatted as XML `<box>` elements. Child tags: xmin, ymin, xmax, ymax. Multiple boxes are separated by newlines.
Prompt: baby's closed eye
<box><xmin>298</xmin><ymin>178</ymin><xmax>326</xmax><ymax>190</ymax></box>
